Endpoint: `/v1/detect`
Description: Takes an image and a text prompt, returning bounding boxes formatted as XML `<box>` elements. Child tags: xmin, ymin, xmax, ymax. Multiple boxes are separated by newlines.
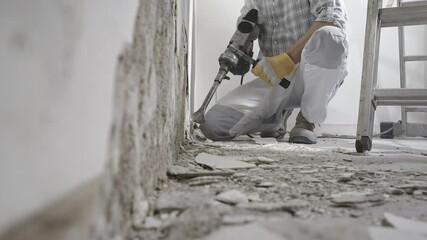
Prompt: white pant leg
<box><xmin>299</xmin><ymin>26</ymin><xmax>349</xmax><ymax>123</ymax></box>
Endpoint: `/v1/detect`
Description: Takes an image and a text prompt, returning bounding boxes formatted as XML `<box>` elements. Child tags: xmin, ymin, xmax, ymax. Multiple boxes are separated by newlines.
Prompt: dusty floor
<box><xmin>132</xmin><ymin>135</ymin><xmax>427</xmax><ymax>240</ymax></box>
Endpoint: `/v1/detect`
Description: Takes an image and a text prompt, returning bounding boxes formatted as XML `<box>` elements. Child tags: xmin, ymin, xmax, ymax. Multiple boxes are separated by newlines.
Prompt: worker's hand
<box><xmin>252</xmin><ymin>53</ymin><xmax>296</xmax><ymax>86</ymax></box>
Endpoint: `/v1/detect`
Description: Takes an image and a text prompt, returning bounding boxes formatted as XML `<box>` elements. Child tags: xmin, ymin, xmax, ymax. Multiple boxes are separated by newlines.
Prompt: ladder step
<box><xmin>405</xmin><ymin>106</ymin><xmax>427</xmax><ymax>112</ymax></box>
<box><xmin>373</xmin><ymin>88</ymin><xmax>427</xmax><ymax>106</ymax></box>
<box><xmin>380</xmin><ymin>5</ymin><xmax>427</xmax><ymax>27</ymax></box>
<box><xmin>404</xmin><ymin>55</ymin><xmax>427</xmax><ymax>61</ymax></box>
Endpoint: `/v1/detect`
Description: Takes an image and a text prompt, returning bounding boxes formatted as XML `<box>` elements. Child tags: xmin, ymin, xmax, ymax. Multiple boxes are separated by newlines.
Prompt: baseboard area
<box><xmin>0</xmin><ymin>176</ymin><xmax>102</xmax><ymax>240</ymax></box>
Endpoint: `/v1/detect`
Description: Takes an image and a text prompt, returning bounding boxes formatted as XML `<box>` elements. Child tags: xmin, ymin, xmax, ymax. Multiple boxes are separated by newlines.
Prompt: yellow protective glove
<box><xmin>252</xmin><ymin>53</ymin><xmax>296</xmax><ymax>86</ymax></box>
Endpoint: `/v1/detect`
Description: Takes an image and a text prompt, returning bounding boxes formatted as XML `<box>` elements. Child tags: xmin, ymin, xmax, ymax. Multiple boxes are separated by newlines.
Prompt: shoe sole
<box><xmin>289</xmin><ymin>136</ymin><xmax>317</xmax><ymax>144</ymax></box>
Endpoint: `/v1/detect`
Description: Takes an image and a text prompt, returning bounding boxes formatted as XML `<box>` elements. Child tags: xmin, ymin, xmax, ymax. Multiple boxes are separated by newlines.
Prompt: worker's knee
<box><xmin>304</xmin><ymin>26</ymin><xmax>348</xmax><ymax>69</ymax></box>
<box><xmin>199</xmin><ymin>105</ymin><xmax>243</xmax><ymax>141</ymax></box>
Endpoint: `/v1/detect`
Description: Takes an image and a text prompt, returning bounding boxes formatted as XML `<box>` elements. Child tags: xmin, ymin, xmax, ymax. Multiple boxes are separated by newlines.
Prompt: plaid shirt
<box><xmin>240</xmin><ymin>0</ymin><xmax>348</xmax><ymax>57</ymax></box>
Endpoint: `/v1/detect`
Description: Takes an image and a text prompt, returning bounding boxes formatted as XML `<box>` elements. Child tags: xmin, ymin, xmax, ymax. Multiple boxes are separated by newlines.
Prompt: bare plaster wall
<box><xmin>94</xmin><ymin>0</ymin><xmax>189</xmax><ymax>238</ymax></box>
<box><xmin>0</xmin><ymin>0</ymin><xmax>138</xmax><ymax>233</ymax></box>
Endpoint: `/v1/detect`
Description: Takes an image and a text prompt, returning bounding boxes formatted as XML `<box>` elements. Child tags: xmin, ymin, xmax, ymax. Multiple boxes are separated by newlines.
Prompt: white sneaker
<box><xmin>289</xmin><ymin>111</ymin><xmax>317</xmax><ymax>144</ymax></box>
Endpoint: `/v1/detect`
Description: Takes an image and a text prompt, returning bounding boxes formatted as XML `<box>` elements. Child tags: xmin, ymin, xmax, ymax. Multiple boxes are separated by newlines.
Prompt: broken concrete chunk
<box><xmin>195</xmin><ymin>153</ymin><xmax>256</xmax><ymax>170</ymax></box>
<box><xmin>241</xmin><ymin>156</ymin><xmax>277</xmax><ymax>165</ymax></box>
<box><xmin>238</xmin><ymin>199</ymin><xmax>309</xmax><ymax>214</ymax></box>
<box><xmin>395</xmin><ymin>182</ymin><xmax>427</xmax><ymax>191</ymax></box>
<box><xmin>383</xmin><ymin>213</ymin><xmax>427</xmax><ymax>235</ymax></box>
<box><xmin>338</xmin><ymin>173</ymin><xmax>355</xmax><ymax>183</ymax></box>
<box><xmin>330</xmin><ymin>191</ymin><xmax>385</xmax><ymax>207</ymax></box>
<box><xmin>238</xmin><ymin>202</ymin><xmax>288</xmax><ymax>212</ymax></box>
<box><xmin>215</xmin><ymin>190</ymin><xmax>249</xmax><ymax>205</ymax></box>
<box><xmin>256</xmin><ymin>182</ymin><xmax>274</xmax><ymax>188</ymax></box>
<box><xmin>187</xmin><ymin>176</ymin><xmax>225</xmax><ymax>186</ymax></box>
<box><xmin>203</xmin><ymin>223</ymin><xmax>284</xmax><ymax>240</ymax></box>
<box><xmin>300</xmin><ymin>169</ymin><xmax>319</xmax><ymax>174</ymax></box>
<box><xmin>221</xmin><ymin>215</ymin><xmax>256</xmax><ymax>225</ymax></box>
<box><xmin>282</xmin><ymin>199</ymin><xmax>311</xmax><ymax>213</ymax></box>
<box><xmin>385</xmin><ymin>188</ymin><xmax>405</xmax><ymax>195</ymax></box>
<box><xmin>253</xmin><ymin>137</ymin><xmax>278</xmax><ymax>145</ymax></box>
<box><xmin>369</xmin><ymin>227</ymin><xmax>427</xmax><ymax>240</ymax></box>
<box><xmin>247</xmin><ymin>192</ymin><xmax>262</xmax><ymax>202</ymax></box>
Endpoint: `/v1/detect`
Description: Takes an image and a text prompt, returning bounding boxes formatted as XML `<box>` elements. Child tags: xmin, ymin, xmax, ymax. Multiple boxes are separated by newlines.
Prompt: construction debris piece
<box><xmin>221</xmin><ymin>215</ymin><xmax>256</xmax><ymax>225</ymax></box>
<box><xmin>238</xmin><ymin>199</ymin><xmax>310</xmax><ymax>214</ymax></box>
<box><xmin>385</xmin><ymin>188</ymin><xmax>405</xmax><ymax>195</ymax></box>
<box><xmin>256</xmin><ymin>182</ymin><xmax>274</xmax><ymax>188</ymax></box>
<box><xmin>368</xmin><ymin>227</ymin><xmax>427</xmax><ymax>240</ymax></box>
<box><xmin>253</xmin><ymin>137</ymin><xmax>278</xmax><ymax>145</ymax></box>
<box><xmin>215</xmin><ymin>190</ymin><xmax>249</xmax><ymax>205</ymax></box>
<box><xmin>395</xmin><ymin>182</ymin><xmax>427</xmax><ymax>191</ymax></box>
<box><xmin>195</xmin><ymin>153</ymin><xmax>256</xmax><ymax>170</ymax></box>
<box><xmin>204</xmin><ymin>223</ymin><xmax>284</xmax><ymax>240</ymax></box>
<box><xmin>382</xmin><ymin>213</ymin><xmax>427</xmax><ymax>235</ymax></box>
<box><xmin>187</xmin><ymin>176</ymin><xmax>226</xmax><ymax>186</ymax></box>
<box><xmin>330</xmin><ymin>191</ymin><xmax>385</xmax><ymax>207</ymax></box>
<box><xmin>338</xmin><ymin>173</ymin><xmax>355</xmax><ymax>183</ymax></box>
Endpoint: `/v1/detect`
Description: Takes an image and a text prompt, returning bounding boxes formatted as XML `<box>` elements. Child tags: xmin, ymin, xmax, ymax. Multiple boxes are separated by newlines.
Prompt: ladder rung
<box><xmin>405</xmin><ymin>107</ymin><xmax>427</xmax><ymax>112</ymax></box>
<box><xmin>376</xmin><ymin>100</ymin><xmax>427</xmax><ymax>106</ymax></box>
<box><xmin>380</xmin><ymin>5</ymin><xmax>427</xmax><ymax>27</ymax></box>
<box><xmin>404</xmin><ymin>55</ymin><xmax>427</xmax><ymax>61</ymax></box>
<box><xmin>374</xmin><ymin>88</ymin><xmax>427</xmax><ymax>100</ymax></box>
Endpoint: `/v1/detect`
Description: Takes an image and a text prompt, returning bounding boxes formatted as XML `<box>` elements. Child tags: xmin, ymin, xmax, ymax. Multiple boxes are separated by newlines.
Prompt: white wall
<box><xmin>0</xmin><ymin>0</ymin><xmax>138</xmax><ymax>233</ymax></box>
<box><xmin>194</xmin><ymin>0</ymin><xmax>426</xmax><ymax>134</ymax></box>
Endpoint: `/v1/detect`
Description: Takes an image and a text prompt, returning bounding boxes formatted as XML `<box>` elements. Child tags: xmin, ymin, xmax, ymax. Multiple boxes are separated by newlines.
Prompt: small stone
<box><xmin>413</xmin><ymin>190</ymin><xmax>424</xmax><ymax>196</ymax></box>
<box><xmin>343</xmin><ymin>158</ymin><xmax>353</xmax><ymax>162</ymax></box>
<box><xmin>385</xmin><ymin>188</ymin><xmax>405</xmax><ymax>195</ymax></box>
<box><xmin>215</xmin><ymin>190</ymin><xmax>249</xmax><ymax>205</ymax></box>
<box><xmin>256</xmin><ymin>157</ymin><xmax>277</xmax><ymax>164</ymax></box>
<box><xmin>330</xmin><ymin>191</ymin><xmax>385</xmax><ymax>207</ymax></box>
<box><xmin>338</xmin><ymin>173</ymin><xmax>354</xmax><ymax>183</ymax></box>
<box><xmin>252</xmin><ymin>176</ymin><xmax>264</xmax><ymax>184</ymax></box>
<box><xmin>382</xmin><ymin>213</ymin><xmax>427</xmax><ymax>235</ymax></box>
<box><xmin>256</xmin><ymin>182</ymin><xmax>274</xmax><ymax>188</ymax></box>
<box><xmin>188</xmin><ymin>176</ymin><xmax>225</xmax><ymax>186</ymax></box>
<box><xmin>282</xmin><ymin>199</ymin><xmax>311</xmax><ymax>213</ymax></box>
<box><xmin>221</xmin><ymin>215</ymin><xmax>256</xmax><ymax>225</ymax></box>
<box><xmin>300</xmin><ymin>169</ymin><xmax>319</xmax><ymax>174</ymax></box>
<box><xmin>232</xmin><ymin>172</ymin><xmax>248</xmax><ymax>179</ymax></box>
<box><xmin>247</xmin><ymin>192</ymin><xmax>262</xmax><ymax>202</ymax></box>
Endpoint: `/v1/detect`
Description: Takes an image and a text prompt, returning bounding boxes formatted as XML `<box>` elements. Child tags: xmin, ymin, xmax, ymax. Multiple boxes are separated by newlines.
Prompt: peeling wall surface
<box><xmin>0</xmin><ymin>0</ymin><xmax>139</xmax><ymax>233</ymax></box>
<box><xmin>95</xmin><ymin>0</ymin><xmax>189</xmax><ymax>238</ymax></box>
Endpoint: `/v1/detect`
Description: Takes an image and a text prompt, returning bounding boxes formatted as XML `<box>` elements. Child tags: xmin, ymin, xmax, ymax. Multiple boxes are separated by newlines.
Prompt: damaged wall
<box><xmin>0</xmin><ymin>0</ymin><xmax>138</xmax><ymax>233</ymax></box>
<box><xmin>95</xmin><ymin>0</ymin><xmax>189</xmax><ymax>238</ymax></box>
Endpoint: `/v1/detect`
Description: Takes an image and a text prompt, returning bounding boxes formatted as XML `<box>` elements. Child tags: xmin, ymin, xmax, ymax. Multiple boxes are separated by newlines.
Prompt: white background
<box><xmin>193</xmin><ymin>0</ymin><xmax>427</xmax><ymax>134</ymax></box>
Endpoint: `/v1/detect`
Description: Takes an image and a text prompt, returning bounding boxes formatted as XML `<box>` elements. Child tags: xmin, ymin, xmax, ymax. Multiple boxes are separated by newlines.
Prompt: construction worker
<box><xmin>200</xmin><ymin>0</ymin><xmax>348</xmax><ymax>144</ymax></box>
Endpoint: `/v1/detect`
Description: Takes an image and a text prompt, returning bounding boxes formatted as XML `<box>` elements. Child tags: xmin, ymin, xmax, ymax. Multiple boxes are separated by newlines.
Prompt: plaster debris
<box><xmin>395</xmin><ymin>182</ymin><xmax>427</xmax><ymax>191</ymax></box>
<box><xmin>338</xmin><ymin>173</ymin><xmax>355</xmax><ymax>183</ymax></box>
<box><xmin>187</xmin><ymin>176</ymin><xmax>226</xmax><ymax>186</ymax></box>
<box><xmin>203</xmin><ymin>223</ymin><xmax>284</xmax><ymax>240</ymax></box>
<box><xmin>368</xmin><ymin>227</ymin><xmax>427</xmax><ymax>240</ymax></box>
<box><xmin>168</xmin><ymin>166</ymin><xmax>235</xmax><ymax>179</ymax></box>
<box><xmin>221</xmin><ymin>215</ymin><xmax>256</xmax><ymax>225</ymax></box>
<box><xmin>256</xmin><ymin>182</ymin><xmax>274</xmax><ymax>188</ymax></box>
<box><xmin>253</xmin><ymin>137</ymin><xmax>279</xmax><ymax>145</ymax></box>
<box><xmin>300</xmin><ymin>169</ymin><xmax>319</xmax><ymax>174</ymax></box>
<box><xmin>382</xmin><ymin>213</ymin><xmax>427</xmax><ymax>235</ymax></box>
<box><xmin>195</xmin><ymin>153</ymin><xmax>256</xmax><ymax>170</ymax></box>
<box><xmin>215</xmin><ymin>190</ymin><xmax>249</xmax><ymax>205</ymax></box>
<box><xmin>385</xmin><ymin>188</ymin><xmax>405</xmax><ymax>195</ymax></box>
<box><xmin>330</xmin><ymin>191</ymin><xmax>385</xmax><ymax>207</ymax></box>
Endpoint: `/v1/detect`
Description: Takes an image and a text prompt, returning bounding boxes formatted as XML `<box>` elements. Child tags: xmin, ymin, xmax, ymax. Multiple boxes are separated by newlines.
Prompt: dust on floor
<box><xmin>129</xmin><ymin>136</ymin><xmax>427</xmax><ymax>240</ymax></box>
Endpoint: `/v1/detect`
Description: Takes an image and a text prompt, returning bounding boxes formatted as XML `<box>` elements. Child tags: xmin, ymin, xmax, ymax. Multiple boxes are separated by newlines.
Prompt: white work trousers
<box><xmin>200</xmin><ymin>26</ymin><xmax>348</xmax><ymax>141</ymax></box>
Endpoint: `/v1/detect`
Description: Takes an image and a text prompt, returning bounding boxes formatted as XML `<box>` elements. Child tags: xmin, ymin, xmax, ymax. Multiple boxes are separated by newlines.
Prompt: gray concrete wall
<box><xmin>0</xmin><ymin>0</ymin><xmax>138</xmax><ymax>233</ymax></box>
<box><xmin>94</xmin><ymin>0</ymin><xmax>189</xmax><ymax>238</ymax></box>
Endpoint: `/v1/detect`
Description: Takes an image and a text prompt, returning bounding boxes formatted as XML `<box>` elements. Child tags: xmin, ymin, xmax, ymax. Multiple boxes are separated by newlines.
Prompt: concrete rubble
<box><xmin>128</xmin><ymin>138</ymin><xmax>427</xmax><ymax>240</ymax></box>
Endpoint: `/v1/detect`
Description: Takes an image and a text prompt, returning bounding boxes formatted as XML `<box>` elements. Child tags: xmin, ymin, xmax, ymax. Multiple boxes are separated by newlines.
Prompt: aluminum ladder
<box><xmin>397</xmin><ymin>0</ymin><xmax>427</xmax><ymax>137</ymax></box>
<box><xmin>356</xmin><ymin>0</ymin><xmax>427</xmax><ymax>152</ymax></box>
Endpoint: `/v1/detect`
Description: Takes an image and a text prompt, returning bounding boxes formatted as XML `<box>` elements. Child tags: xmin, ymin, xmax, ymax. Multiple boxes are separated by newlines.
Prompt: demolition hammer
<box><xmin>191</xmin><ymin>9</ymin><xmax>260</xmax><ymax>124</ymax></box>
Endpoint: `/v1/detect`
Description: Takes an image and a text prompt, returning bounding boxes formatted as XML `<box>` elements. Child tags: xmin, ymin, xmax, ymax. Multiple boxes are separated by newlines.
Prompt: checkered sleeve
<box><xmin>309</xmin><ymin>0</ymin><xmax>348</xmax><ymax>30</ymax></box>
